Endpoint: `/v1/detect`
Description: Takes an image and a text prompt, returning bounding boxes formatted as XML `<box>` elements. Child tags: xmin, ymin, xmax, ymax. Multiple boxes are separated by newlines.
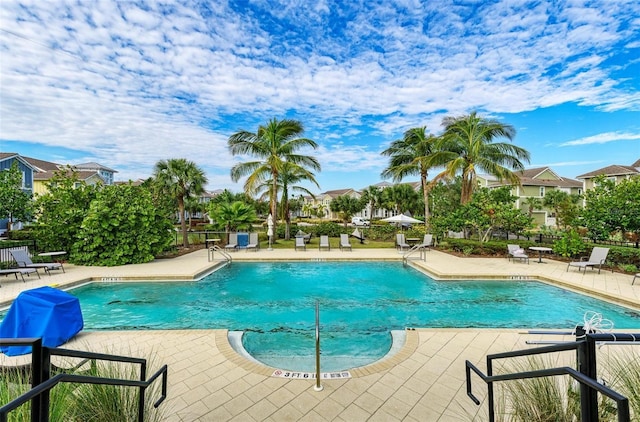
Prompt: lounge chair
<box><xmin>246</xmin><ymin>232</ymin><xmax>259</xmax><ymax>252</ymax></box>
<box><xmin>339</xmin><ymin>234</ymin><xmax>352</xmax><ymax>251</ymax></box>
<box><xmin>420</xmin><ymin>234</ymin><xmax>433</xmax><ymax>250</ymax></box>
<box><xmin>319</xmin><ymin>235</ymin><xmax>330</xmax><ymax>251</ymax></box>
<box><xmin>10</xmin><ymin>249</ymin><xmax>64</xmax><ymax>275</ymax></box>
<box><xmin>567</xmin><ymin>247</ymin><xmax>610</xmax><ymax>274</ymax></box>
<box><xmin>396</xmin><ymin>234</ymin><xmax>410</xmax><ymax>251</ymax></box>
<box><xmin>0</xmin><ymin>268</ymin><xmax>40</xmax><ymax>284</ymax></box>
<box><xmin>295</xmin><ymin>236</ymin><xmax>306</xmax><ymax>251</ymax></box>
<box><xmin>507</xmin><ymin>244</ymin><xmax>529</xmax><ymax>264</ymax></box>
<box><xmin>225</xmin><ymin>233</ymin><xmax>238</xmax><ymax>251</ymax></box>
<box><xmin>633</xmin><ymin>274</ymin><xmax>639</xmax><ymax>286</ymax></box>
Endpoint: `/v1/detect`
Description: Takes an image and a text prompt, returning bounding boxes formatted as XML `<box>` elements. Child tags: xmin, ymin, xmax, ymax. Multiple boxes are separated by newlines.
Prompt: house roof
<box><xmin>321</xmin><ymin>188</ymin><xmax>357</xmax><ymax>198</ymax></box>
<box><xmin>0</xmin><ymin>153</ymin><xmax>42</xmax><ymax>172</ymax></box>
<box><xmin>490</xmin><ymin>166</ymin><xmax>582</xmax><ymax>188</ymax></box>
<box><xmin>75</xmin><ymin>162</ymin><xmax>118</xmax><ymax>173</ymax></box>
<box><xmin>576</xmin><ymin>162</ymin><xmax>640</xmax><ymax>179</ymax></box>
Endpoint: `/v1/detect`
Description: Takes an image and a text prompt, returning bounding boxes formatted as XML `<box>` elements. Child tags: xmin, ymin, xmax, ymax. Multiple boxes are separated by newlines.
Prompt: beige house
<box><xmin>304</xmin><ymin>188</ymin><xmax>361</xmax><ymax>220</ymax></box>
<box><xmin>480</xmin><ymin>167</ymin><xmax>582</xmax><ymax>227</ymax></box>
<box><xmin>576</xmin><ymin>158</ymin><xmax>640</xmax><ymax>190</ymax></box>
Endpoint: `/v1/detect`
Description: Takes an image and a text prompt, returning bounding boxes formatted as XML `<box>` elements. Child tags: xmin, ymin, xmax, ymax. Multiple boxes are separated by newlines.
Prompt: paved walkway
<box><xmin>1</xmin><ymin>246</ymin><xmax>639</xmax><ymax>421</ymax></box>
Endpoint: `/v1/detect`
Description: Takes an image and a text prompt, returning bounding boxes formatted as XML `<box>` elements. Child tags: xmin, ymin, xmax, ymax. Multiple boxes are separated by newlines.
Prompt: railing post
<box><xmin>486</xmin><ymin>355</ymin><xmax>495</xmax><ymax>422</ymax></box>
<box><xmin>314</xmin><ymin>300</ymin><xmax>323</xmax><ymax>392</ymax></box>
<box><xmin>577</xmin><ymin>336</ymin><xmax>599</xmax><ymax>421</ymax></box>
<box><xmin>138</xmin><ymin>360</ymin><xmax>147</xmax><ymax>422</ymax></box>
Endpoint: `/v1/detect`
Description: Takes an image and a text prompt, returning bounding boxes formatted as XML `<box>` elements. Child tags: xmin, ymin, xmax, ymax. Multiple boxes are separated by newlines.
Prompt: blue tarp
<box><xmin>0</xmin><ymin>286</ymin><xmax>83</xmax><ymax>356</ymax></box>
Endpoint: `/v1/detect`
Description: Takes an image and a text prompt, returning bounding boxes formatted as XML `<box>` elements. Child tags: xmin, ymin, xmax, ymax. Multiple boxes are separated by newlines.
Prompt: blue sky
<box><xmin>1</xmin><ymin>0</ymin><xmax>639</xmax><ymax>193</ymax></box>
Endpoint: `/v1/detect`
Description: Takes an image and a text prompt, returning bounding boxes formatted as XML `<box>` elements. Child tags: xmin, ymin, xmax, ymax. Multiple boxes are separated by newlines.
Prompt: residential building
<box><xmin>480</xmin><ymin>167</ymin><xmax>582</xmax><ymax>227</ymax></box>
<box><xmin>0</xmin><ymin>153</ymin><xmax>39</xmax><ymax>234</ymax></box>
<box><xmin>576</xmin><ymin>158</ymin><xmax>640</xmax><ymax>190</ymax></box>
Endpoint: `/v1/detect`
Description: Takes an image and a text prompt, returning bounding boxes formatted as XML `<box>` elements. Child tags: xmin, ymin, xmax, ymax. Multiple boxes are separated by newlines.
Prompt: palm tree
<box><xmin>228</xmin><ymin>118</ymin><xmax>320</xmax><ymax>223</ymax></box>
<box><xmin>254</xmin><ymin>161</ymin><xmax>319</xmax><ymax>239</ymax></box>
<box><xmin>209</xmin><ymin>201</ymin><xmax>256</xmax><ymax>233</ymax></box>
<box><xmin>153</xmin><ymin>158</ymin><xmax>207</xmax><ymax>247</ymax></box>
<box><xmin>360</xmin><ymin>185</ymin><xmax>383</xmax><ymax>221</ymax></box>
<box><xmin>431</xmin><ymin>111</ymin><xmax>530</xmax><ymax>204</ymax></box>
<box><xmin>381</xmin><ymin>127</ymin><xmax>438</xmax><ymax>225</ymax></box>
<box><xmin>522</xmin><ymin>197</ymin><xmax>543</xmax><ymax>217</ymax></box>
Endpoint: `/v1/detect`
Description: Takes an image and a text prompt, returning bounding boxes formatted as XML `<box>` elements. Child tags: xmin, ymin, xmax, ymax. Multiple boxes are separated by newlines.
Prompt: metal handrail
<box><xmin>212</xmin><ymin>245</ymin><xmax>233</xmax><ymax>264</ymax></box>
<box><xmin>402</xmin><ymin>244</ymin><xmax>426</xmax><ymax>264</ymax></box>
<box><xmin>0</xmin><ymin>338</ymin><xmax>168</xmax><ymax>422</ymax></box>
<box><xmin>314</xmin><ymin>300</ymin><xmax>323</xmax><ymax>392</ymax></box>
<box><xmin>464</xmin><ymin>332</ymin><xmax>639</xmax><ymax>422</ymax></box>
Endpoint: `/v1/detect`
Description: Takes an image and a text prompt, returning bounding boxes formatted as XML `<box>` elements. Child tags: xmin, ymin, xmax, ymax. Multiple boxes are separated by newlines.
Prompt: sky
<box><xmin>1</xmin><ymin>0</ymin><xmax>639</xmax><ymax>194</ymax></box>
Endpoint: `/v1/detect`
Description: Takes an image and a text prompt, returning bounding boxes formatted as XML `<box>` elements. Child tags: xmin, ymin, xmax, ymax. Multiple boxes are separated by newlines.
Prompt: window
<box><xmin>539</xmin><ymin>186</ymin><xmax>545</xmax><ymax>197</ymax></box>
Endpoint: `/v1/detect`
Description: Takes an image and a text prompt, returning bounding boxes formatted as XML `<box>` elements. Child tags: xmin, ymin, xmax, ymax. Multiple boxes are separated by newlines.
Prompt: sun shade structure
<box><xmin>0</xmin><ymin>286</ymin><xmax>83</xmax><ymax>356</ymax></box>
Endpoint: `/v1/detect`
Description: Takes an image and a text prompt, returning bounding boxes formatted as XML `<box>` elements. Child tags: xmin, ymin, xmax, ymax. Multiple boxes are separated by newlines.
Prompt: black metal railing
<box><xmin>465</xmin><ymin>332</ymin><xmax>640</xmax><ymax>422</ymax></box>
<box><xmin>0</xmin><ymin>338</ymin><xmax>168</xmax><ymax>422</ymax></box>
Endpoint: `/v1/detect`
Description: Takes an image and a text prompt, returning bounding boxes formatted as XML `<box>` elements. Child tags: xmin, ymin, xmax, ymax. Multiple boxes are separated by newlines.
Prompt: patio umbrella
<box><xmin>267</xmin><ymin>214</ymin><xmax>274</xmax><ymax>250</ymax></box>
<box><xmin>381</xmin><ymin>213</ymin><xmax>423</xmax><ymax>232</ymax></box>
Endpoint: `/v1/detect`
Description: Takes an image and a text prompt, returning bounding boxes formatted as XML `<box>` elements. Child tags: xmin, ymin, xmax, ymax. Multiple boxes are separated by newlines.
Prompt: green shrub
<box><xmin>553</xmin><ymin>230</ymin><xmax>586</xmax><ymax>258</ymax></box>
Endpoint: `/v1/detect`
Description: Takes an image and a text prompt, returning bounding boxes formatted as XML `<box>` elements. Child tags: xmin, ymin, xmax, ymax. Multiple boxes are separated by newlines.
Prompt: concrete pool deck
<box><xmin>1</xmin><ymin>247</ymin><xmax>640</xmax><ymax>421</ymax></box>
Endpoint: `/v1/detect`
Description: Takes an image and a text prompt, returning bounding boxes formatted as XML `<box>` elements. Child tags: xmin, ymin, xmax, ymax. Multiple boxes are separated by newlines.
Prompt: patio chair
<box><xmin>319</xmin><ymin>235</ymin><xmax>330</xmax><ymax>251</ymax></box>
<box><xmin>225</xmin><ymin>233</ymin><xmax>238</xmax><ymax>251</ymax></box>
<box><xmin>507</xmin><ymin>244</ymin><xmax>529</xmax><ymax>264</ymax></box>
<box><xmin>339</xmin><ymin>234</ymin><xmax>352</xmax><ymax>251</ymax></box>
<box><xmin>420</xmin><ymin>234</ymin><xmax>433</xmax><ymax>250</ymax></box>
<box><xmin>10</xmin><ymin>249</ymin><xmax>65</xmax><ymax>275</ymax></box>
<box><xmin>567</xmin><ymin>247</ymin><xmax>610</xmax><ymax>274</ymax></box>
<box><xmin>0</xmin><ymin>268</ymin><xmax>40</xmax><ymax>284</ymax></box>
<box><xmin>633</xmin><ymin>273</ymin><xmax>639</xmax><ymax>286</ymax></box>
<box><xmin>246</xmin><ymin>232</ymin><xmax>259</xmax><ymax>252</ymax></box>
<box><xmin>295</xmin><ymin>236</ymin><xmax>306</xmax><ymax>251</ymax></box>
<box><xmin>396</xmin><ymin>233</ymin><xmax>410</xmax><ymax>251</ymax></box>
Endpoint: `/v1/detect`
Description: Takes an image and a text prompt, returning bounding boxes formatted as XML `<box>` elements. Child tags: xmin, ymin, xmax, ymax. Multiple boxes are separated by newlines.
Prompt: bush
<box><xmin>553</xmin><ymin>230</ymin><xmax>586</xmax><ymax>258</ymax></box>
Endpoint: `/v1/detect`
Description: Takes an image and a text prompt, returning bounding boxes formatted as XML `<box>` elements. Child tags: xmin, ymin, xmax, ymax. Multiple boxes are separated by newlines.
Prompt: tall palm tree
<box><xmin>153</xmin><ymin>158</ymin><xmax>207</xmax><ymax>247</ymax></box>
<box><xmin>228</xmin><ymin>118</ymin><xmax>320</xmax><ymax>223</ymax></box>
<box><xmin>255</xmin><ymin>161</ymin><xmax>319</xmax><ymax>239</ymax></box>
<box><xmin>360</xmin><ymin>185</ymin><xmax>382</xmax><ymax>221</ymax></box>
<box><xmin>431</xmin><ymin>111</ymin><xmax>530</xmax><ymax>204</ymax></box>
<box><xmin>381</xmin><ymin>127</ymin><xmax>438</xmax><ymax>225</ymax></box>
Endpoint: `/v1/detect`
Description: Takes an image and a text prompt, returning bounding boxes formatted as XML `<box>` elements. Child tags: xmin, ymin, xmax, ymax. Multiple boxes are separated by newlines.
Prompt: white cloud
<box><xmin>560</xmin><ymin>132</ymin><xmax>640</xmax><ymax>146</ymax></box>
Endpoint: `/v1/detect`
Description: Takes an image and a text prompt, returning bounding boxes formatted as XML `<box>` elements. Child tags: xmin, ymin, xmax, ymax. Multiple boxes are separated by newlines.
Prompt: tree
<box><xmin>330</xmin><ymin>195</ymin><xmax>363</xmax><ymax>227</ymax></box>
<box><xmin>254</xmin><ymin>161</ymin><xmax>319</xmax><ymax>239</ymax></box>
<box><xmin>228</xmin><ymin>118</ymin><xmax>320</xmax><ymax>224</ymax></box>
<box><xmin>522</xmin><ymin>197</ymin><xmax>543</xmax><ymax>217</ymax></box>
<box><xmin>543</xmin><ymin>189</ymin><xmax>581</xmax><ymax>230</ymax></box>
<box><xmin>153</xmin><ymin>158</ymin><xmax>207</xmax><ymax>247</ymax></box>
<box><xmin>208</xmin><ymin>200</ymin><xmax>256</xmax><ymax>233</ymax></box>
<box><xmin>0</xmin><ymin>161</ymin><xmax>33</xmax><ymax>232</ymax></box>
<box><xmin>381</xmin><ymin>184</ymin><xmax>421</xmax><ymax>216</ymax></box>
<box><xmin>360</xmin><ymin>185</ymin><xmax>383</xmax><ymax>221</ymax></box>
<box><xmin>34</xmin><ymin>169</ymin><xmax>99</xmax><ymax>254</ymax></box>
<box><xmin>431</xmin><ymin>111</ymin><xmax>530</xmax><ymax>204</ymax></box>
<box><xmin>71</xmin><ymin>184</ymin><xmax>173</xmax><ymax>266</ymax></box>
<box><xmin>381</xmin><ymin>127</ymin><xmax>439</xmax><ymax>226</ymax></box>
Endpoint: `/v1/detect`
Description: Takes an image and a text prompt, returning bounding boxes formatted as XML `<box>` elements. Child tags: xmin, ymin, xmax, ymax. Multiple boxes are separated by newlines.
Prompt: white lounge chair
<box><xmin>339</xmin><ymin>234</ymin><xmax>352</xmax><ymax>251</ymax></box>
<box><xmin>225</xmin><ymin>233</ymin><xmax>238</xmax><ymax>251</ymax></box>
<box><xmin>246</xmin><ymin>232</ymin><xmax>259</xmax><ymax>252</ymax></box>
<box><xmin>295</xmin><ymin>236</ymin><xmax>306</xmax><ymax>251</ymax></box>
<box><xmin>319</xmin><ymin>235</ymin><xmax>330</xmax><ymax>251</ymax></box>
<box><xmin>396</xmin><ymin>234</ymin><xmax>410</xmax><ymax>251</ymax></box>
<box><xmin>567</xmin><ymin>247</ymin><xmax>610</xmax><ymax>274</ymax></box>
<box><xmin>507</xmin><ymin>244</ymin><xmax>529</xmax><ymax>264</ymax></box>
<box><xmin>0</xmin><ymin>268</ymin><xmax>40</xmax><ymax>284</ymax></box>
<box><xmin>10</xmin><ymin>249</ymin><xmax>64</xmax><ymax>275</ymax></box>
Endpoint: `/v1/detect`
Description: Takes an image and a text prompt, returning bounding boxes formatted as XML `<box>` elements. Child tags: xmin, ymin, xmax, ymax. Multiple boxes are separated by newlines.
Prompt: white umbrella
<box><xmin>266</xmin><ymin>214</ymin><xmax>274</xmax><ymax>250</ymax></box>
<box><xmin>381</xmin><ymin>213</ymin><xmax>423</xmax><ymax>232</ymax></box>
<box><xmin>381</xmin><ymin>213</ymin><xmax>423</xmax><ymax>224</ymax></box>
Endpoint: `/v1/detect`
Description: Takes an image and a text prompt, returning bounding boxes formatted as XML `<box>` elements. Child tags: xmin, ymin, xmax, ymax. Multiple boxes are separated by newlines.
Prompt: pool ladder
<box><xmin>402</xmin><ymin>244</ymin><xmax>427</xmax><ymax>265</ymax></box>
<box><xmin>210</xmin><ymin>245</ymin><xmax>233</xmax><ymax>264</ymax></box>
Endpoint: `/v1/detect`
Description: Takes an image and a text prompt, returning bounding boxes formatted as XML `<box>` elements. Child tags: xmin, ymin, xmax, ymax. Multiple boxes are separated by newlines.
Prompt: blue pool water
<box><xmin>35</xmin><ymin>262</ymin><xmax>640</xmax><ymax>371</ymax></box>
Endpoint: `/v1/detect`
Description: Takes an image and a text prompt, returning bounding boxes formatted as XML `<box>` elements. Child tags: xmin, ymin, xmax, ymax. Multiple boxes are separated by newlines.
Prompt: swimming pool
<box><xmin>54</xmin><ymin>262</ymin><xmax>640</xmax><ymax>371</ymax></box>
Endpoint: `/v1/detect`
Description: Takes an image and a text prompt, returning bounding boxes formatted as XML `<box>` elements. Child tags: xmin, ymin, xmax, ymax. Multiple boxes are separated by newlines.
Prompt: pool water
<box><xmin>50</xmin><ymin>262</ymin><xmax>640</xmax><ymax>371</ymax></box>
